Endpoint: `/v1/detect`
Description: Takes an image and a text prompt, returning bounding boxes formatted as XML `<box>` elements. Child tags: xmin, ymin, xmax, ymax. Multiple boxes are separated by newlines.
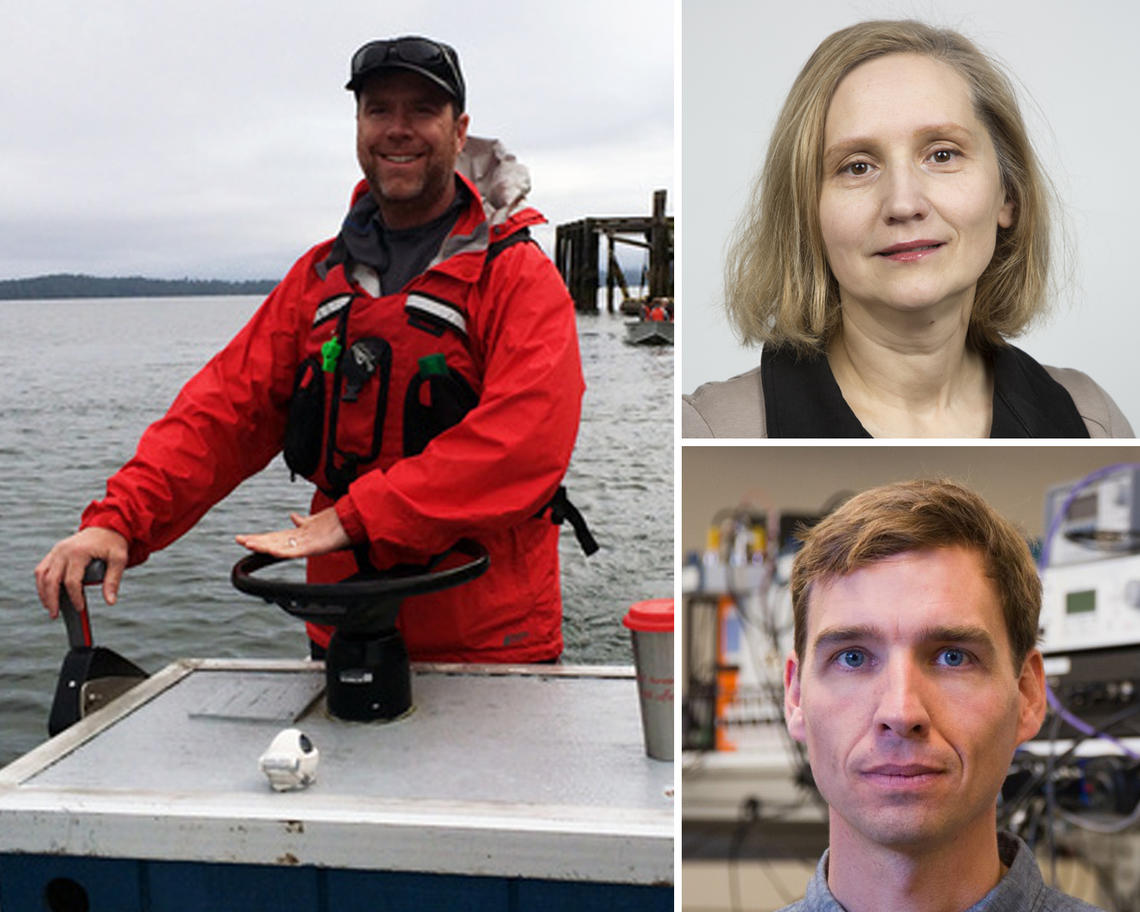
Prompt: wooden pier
<box><xmin>555</xmin><ymin>189</ymin><xmax>673</xmax><ymax>314</ymax></box>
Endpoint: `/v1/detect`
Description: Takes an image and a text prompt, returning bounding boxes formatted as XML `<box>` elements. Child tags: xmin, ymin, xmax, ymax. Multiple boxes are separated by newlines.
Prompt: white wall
<box><xmin>681</xmin><ymin>0</ymin><xmax>1140</xmax><ymax>431</ymax></box>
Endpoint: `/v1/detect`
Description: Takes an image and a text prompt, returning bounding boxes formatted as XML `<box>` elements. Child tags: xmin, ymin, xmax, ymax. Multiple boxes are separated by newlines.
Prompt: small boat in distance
<box><xmin>625</xmin><ymin>318</ymin><xmax>674</xmax><ymax>346</ymax></box>
<box><xmin>625</xmin><ymin>297</ymin><xmax>674</xmax><ymax>346</ymax></box>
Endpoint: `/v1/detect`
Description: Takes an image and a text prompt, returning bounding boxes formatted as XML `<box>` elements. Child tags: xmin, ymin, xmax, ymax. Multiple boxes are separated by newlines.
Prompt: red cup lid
<box><xmin>622</xmin><ymin>598</ymin><xmax>674</xmax><ymax>633</ymax></box>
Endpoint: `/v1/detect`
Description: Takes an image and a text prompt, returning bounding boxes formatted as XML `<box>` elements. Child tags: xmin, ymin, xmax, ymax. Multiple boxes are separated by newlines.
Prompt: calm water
<box><xmin>0</xmin><ymin>295</ymin><xmax>672</xmax><ymax>767</ymax></box>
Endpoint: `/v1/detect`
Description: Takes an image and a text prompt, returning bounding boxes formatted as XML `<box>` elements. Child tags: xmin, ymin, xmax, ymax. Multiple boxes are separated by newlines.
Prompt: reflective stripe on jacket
<box><xmin>81</xmin><ymin>173</ymin><xmax>585</xmax><ymax>663</ymax></box>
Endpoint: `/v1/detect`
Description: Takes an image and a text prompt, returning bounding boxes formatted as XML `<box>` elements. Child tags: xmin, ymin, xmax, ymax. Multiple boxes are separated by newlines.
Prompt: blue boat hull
<box><xmin>1</xmin><ymin>854</ymin><xmax>671</xmax><ymax>912</ymax></box>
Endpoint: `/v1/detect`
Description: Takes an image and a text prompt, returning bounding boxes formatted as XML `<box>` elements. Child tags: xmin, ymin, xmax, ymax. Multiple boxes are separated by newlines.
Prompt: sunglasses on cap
<box><xmin>346</xmin><ymin>37</ymin><xmax>465</xmax><ymax>111</ymax></box>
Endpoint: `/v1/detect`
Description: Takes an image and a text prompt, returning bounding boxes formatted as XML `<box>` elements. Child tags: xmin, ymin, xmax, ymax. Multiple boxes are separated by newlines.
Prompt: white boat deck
<box><xmin>0</xmin><ymin>659</ymin><xmax>674</xmax><ymax>885</ymax></box>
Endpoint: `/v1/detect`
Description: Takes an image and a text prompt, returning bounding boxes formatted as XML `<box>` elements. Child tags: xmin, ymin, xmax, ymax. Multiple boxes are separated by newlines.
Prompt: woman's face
<box><xmin>818</xmin><ymin>53</ymin><xmax>1015</xmax><ymax>327</ymax></box>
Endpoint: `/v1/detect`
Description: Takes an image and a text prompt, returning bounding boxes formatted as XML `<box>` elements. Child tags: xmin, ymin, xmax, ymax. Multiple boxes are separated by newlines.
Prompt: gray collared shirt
<box><xmin>776</xmin><ymin>832</ymin><xmax>1105</xmax><ymax>911</ymax></box>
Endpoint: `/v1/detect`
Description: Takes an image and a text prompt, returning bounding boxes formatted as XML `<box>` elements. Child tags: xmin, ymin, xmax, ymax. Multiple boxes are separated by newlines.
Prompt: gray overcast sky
<box><xmin>0</xmin><ymin>0</ymin><xmax>673</xmax><ymax>280</ymax></box>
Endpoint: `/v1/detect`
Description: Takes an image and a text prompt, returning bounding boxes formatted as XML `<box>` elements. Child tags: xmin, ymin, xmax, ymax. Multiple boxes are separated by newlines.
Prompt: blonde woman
<box><xmin>682</xmin><ymin>20</ymin><xmax>1132</xmax><ymax>439</ymax></box>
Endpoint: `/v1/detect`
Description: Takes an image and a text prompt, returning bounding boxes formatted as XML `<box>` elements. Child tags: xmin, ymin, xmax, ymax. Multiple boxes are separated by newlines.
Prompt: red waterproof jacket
<box><xmin>80</xmin><ymin>174</ymin><xmax>585</xmax><ymax>663</ymax></box>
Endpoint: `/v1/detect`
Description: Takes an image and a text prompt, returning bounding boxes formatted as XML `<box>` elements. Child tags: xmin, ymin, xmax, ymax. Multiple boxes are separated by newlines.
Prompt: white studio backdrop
<box><xmin>681</xmin><ymin>0</ymin><xmax>1140</xmax><ymax>432</ymax></box>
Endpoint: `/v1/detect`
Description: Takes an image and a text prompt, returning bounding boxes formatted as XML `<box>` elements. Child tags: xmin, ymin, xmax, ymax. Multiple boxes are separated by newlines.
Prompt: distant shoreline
<box><xmin>0</xmin><ymin>274</ymin><xmax>278</xmax><ymax>301</ymax></box>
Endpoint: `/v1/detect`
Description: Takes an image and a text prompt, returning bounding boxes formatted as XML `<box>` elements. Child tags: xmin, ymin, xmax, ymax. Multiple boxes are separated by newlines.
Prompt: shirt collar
<box><xmin>799</xmin><ymin>833</ymin><xmax>1058</xmax><ymax>911</ymax></box>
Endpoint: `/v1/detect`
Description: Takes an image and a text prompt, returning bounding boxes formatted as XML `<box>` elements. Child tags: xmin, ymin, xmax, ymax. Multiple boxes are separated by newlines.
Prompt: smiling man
<box><xmin>353</xmin><ymin>54</ymin><xmax>468</xmax><ymax>229</ymax></box>
<box><xmin>780</xmin><ymin>479</ymin><xmax>1103</xmax><ymax>912</ymax></box>
<box><xmin>36</xmin><ymin>36</ymin><xmax>588</xmax><ymax>664</ymax></box>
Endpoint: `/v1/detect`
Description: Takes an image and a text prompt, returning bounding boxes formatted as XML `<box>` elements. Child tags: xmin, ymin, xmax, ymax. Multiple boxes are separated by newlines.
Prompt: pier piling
<box><xmin>555</xmin><ymin>190</ymin><xmax>673</xmax><ymax>314</ymax></box>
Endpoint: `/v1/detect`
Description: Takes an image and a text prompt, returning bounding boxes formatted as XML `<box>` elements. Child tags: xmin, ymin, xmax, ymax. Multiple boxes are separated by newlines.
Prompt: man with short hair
<box><xmin>780</xmin><ymin>479</ymin><xmax>1103</xmax><ymax>911</ymax></box>
<box><xmin>36</xmin><ymin>36</ymin><xmax>586</xmax><ymax>664</ymax></box>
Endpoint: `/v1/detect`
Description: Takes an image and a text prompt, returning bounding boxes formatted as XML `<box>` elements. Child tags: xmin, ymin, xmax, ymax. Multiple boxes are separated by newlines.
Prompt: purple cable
<box><xmin>1038</xmin><ymin>462</ymin><xmax>1140</xmax><ymax>760</ymax></box>
<box><xmin>1044</xmin><ymin>684</ymin><xmax>1140</xmax><ymax>760</ymax></box>
<box><xmin>1038</xmin><ymin>462</ymin><xmax>1140</xmax><ymax>569</ymax></box>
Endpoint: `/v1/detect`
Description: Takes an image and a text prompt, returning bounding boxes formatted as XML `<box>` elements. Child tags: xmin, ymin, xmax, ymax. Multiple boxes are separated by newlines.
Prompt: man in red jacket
<box><xmin>35</xmin><ymin>36</ymin><xmax>585</xmax><ymax>663</ymax></box>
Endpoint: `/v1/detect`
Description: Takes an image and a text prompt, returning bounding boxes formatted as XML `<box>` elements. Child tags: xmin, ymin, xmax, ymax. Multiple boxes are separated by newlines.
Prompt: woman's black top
<box><xmin>761</xmin><ymin>344</ymin><xmax>1090</xmax><ymax>438</ymax></box>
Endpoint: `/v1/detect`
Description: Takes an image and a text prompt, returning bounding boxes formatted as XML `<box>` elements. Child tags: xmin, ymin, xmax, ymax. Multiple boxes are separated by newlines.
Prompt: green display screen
<box><xmin>1066</xmin><ymin>589</ymin><xmax>1097</xmax><ymax>615</ymax></box>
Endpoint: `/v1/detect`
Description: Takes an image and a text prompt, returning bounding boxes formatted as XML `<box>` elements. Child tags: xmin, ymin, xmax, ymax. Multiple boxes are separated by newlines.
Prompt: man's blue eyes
<box><xmin>833</xmin><ymin>647</ymin><xmax>971</xmax><ymax>669</ymax></box>
<box><xmin>939</xmin><ymin>648</ymin><xmax>967</xmax><ymax>667</ymax></box>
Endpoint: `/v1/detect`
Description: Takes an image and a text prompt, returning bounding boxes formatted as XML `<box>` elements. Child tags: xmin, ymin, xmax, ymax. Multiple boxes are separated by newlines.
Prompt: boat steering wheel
<box><xmin>231</xmin><ymin>538</ymin><xmax>489</xmax><ymax>634</ymax></box>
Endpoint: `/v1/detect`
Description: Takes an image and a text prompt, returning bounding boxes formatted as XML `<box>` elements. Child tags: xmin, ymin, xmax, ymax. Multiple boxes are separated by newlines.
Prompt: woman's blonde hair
<box><xmin>725</xmin><ymin>20</ymin><xmax>1051</xmax><ymax>353</ymax></box>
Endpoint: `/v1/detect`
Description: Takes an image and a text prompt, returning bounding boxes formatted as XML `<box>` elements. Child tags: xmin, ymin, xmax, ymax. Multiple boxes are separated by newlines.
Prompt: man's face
<box><xmin>784</xmin><ymin>546</ymin><xmax>1045</xmax><ymax>855</ymax></box>
<box><xmin>355</xmin><ymin>69</ymin><xmax>469</xmax><ymax>229</ymax></box>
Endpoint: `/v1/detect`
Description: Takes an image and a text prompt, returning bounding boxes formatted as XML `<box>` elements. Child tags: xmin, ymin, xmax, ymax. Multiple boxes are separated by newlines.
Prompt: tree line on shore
<box><xmin>0</xmin><ymin>274</ymin><xmax>278</xmax><ymax>300</ymax></box>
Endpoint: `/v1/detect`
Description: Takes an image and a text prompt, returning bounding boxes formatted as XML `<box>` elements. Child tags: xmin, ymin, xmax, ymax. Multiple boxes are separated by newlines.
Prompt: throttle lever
<box><xmin>59</xmin><ymin>559</ymin><xmax>107</xmax><ymax>650</ymax></box>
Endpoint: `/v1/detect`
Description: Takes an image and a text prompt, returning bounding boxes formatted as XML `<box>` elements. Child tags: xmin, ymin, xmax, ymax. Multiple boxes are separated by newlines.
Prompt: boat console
<box><xmin>231</xmin><ymin>540</ymin><xmax>488</xmax><ymax>721</ymax></box>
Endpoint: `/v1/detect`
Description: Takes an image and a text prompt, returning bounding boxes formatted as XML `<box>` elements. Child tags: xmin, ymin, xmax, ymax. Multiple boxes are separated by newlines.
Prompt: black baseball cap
<box><xmin>346</xmin><ymin>36</ymin><xmax>465</xmax><ymax>111</ymax></box>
